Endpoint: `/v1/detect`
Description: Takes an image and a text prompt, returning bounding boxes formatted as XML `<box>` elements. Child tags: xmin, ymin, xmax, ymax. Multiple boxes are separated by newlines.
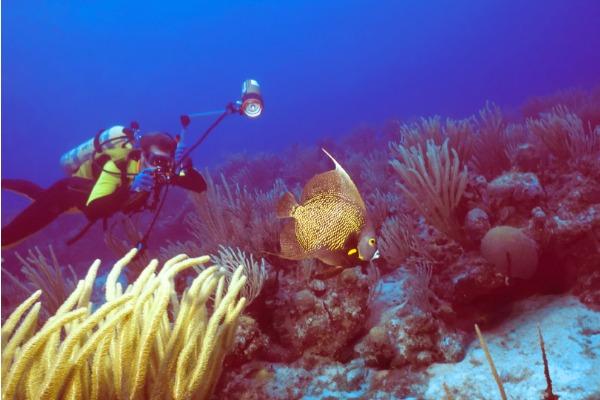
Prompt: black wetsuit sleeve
<box><xmin>171</xmin><ymin>168</ymin><xmax>207</xmax><ymax>193</ymax></box>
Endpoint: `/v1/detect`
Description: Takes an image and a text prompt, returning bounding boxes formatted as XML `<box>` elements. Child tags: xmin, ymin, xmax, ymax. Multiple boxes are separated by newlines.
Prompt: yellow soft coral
<box><xmin>1</xmin><ymin>248</ymin><xmax>247</xmax><ymax>400</ymax></box>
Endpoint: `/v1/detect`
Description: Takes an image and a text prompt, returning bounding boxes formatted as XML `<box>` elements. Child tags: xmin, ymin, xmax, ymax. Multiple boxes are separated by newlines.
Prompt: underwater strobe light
<box><xmin>238</xmin><ymin>79</ymin><xmax>263</xmax><ymax>118</ymax></box>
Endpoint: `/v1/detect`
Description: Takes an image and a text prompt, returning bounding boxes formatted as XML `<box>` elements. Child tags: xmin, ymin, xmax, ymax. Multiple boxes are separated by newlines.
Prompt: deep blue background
<box><xmin>3</xmin><ymin>0</ymin><xmax>600</xmax><ymax>187</ymax></box>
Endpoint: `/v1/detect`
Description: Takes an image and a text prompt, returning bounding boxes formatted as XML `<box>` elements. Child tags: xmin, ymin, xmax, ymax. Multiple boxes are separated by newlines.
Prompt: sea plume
<box><xmin>389</xmin><ymin>138</ymin><xmax>468</xmax><ymax>243</ymax></box>
<box><xmin>1</xmin><ymin>248</ymin><xmax>247</xmax><ymax>400</ymax></box>
<box><xmin>2</xmin><ymin>246</ymin><xmax>77</xmax><ymax>320</ymax></box>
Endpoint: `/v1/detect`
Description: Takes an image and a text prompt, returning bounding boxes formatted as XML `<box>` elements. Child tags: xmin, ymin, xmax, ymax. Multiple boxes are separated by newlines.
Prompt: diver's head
<box><xmin>138</xmin><ymin>131</ymin><xmax>176</xmax><ymax>170</ymax></box>
<box><xmin>357</xmin><ymin>225</ymin><xmax>379</xmax><ymax>262</ymax></box>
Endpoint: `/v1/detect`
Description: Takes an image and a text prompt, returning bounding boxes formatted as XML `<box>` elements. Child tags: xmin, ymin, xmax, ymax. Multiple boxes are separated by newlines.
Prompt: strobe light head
<box><xmin>238</xmin><ymin>79</ymin><xmax>263</xmax><ymax>118</ymax></box>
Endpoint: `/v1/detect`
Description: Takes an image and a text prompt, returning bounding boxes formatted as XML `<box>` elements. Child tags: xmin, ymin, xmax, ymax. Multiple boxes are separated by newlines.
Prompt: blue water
<box><xmin>3</xmin><ymin>0</ymin><xmax>600</xmax><ymax>185</ymax></box>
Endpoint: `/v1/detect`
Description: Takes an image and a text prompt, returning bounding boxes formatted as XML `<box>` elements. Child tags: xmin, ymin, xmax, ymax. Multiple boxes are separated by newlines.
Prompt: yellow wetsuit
<box><xmin>86</xmin><ymin>159</ymin><xmax>140</xmax><ymax>205</ymax></box>
<box><xmin>65</xmin><ymin>133</ymin><xmax>138</xmax><ymax>206</ymax></box>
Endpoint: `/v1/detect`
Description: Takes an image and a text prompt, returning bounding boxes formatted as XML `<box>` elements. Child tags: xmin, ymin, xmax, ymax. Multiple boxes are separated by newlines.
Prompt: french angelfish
<box><xmin>276</xmin><ymin>148</ymin><xmax>379</xmax><ymax>271</ymax></box>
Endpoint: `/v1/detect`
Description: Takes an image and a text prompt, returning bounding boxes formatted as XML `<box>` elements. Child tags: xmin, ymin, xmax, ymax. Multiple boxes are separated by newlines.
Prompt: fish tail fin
<box><xmin>279</xmin><ymin>219</ymin><xmax>305</xmax><ymax>260</ymax></box>
<box><xmin>276</xmin><ymin>191</ymin><xmax>299</xmax><ymax>218</ymax></box>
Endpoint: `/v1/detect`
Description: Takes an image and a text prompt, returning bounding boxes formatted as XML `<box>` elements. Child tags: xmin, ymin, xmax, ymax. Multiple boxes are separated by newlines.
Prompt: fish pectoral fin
<box><xmin>279</xmin><ymin>219</ymin><xmax>306</xmax><ymax>260</ymax></box>
<box><xmin>276</xmin><ymin>191</ymin><xmax>299</xmax><ymax>218</ymax></box>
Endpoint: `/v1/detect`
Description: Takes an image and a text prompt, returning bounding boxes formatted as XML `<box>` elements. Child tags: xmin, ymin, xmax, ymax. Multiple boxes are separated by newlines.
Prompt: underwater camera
<box><xmin>148</xmin><ymin>153</ymin><xmax>174</xmax><ymax>185</ymax></box>
<box><xmin>238</xmin><ymin>79</ymin><xmax>263</xmax><ymax>118</ymax></box>
<box><xmin>152</xmin><ymin>166</ymin><xmax>172</xmax><ymax>186</ymax></box>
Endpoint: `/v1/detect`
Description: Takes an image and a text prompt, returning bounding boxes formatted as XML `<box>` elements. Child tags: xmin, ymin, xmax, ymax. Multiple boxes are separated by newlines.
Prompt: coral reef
<box><xmin>3</xmin><ymin>87</ymin><xmax>600</xmax><ymax>398</ymax></box>
<box><xmin>270</xmin><ymin>266</ymin><xmax>371</xmax><ymax>358</ymax></box>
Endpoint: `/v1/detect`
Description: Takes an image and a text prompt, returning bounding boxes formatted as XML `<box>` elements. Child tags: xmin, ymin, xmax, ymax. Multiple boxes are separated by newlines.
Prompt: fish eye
<box><xmin>368</xmin><ymin>238</ymin><xmax>376</xmax><ymax>246</ymax></box>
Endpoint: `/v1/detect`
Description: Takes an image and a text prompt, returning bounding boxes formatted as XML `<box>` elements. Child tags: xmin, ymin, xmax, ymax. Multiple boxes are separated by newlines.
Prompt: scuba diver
<box><xmin>1</xmin><ymin>124</ymin><xmax>206</xmax><ymax>248</ymax></box>
<box><xmin>2</xmin><ymin>79</ymin><xmax>264</xmax><ymax>250</ymax></box>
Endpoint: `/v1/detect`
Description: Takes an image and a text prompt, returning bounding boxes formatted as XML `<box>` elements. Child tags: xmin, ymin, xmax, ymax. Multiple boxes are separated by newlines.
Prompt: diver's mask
<box><xmin>147</xmin><ymin>153</ymin><xmax>173</xmax><ymax>169</ymax></box>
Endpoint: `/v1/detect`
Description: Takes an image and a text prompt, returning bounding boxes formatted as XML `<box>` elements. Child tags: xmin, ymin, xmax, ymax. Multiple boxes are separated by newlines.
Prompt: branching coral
<box><xmin>2</xmin><ymin>246</ymin><xmax>77</xmax><ymax>320</ymax></box>
<box><xmin>220</xmin><ymin>152</ymin><xmax>285</xmax><ymax>191</ymax></box>
<box><xmin>389</xmin><ymin>139</ymin><xmax>468</xmax><ymax>243</ymax></box>
<box><xmin>377</xmin><ymin>215</ymin><xmax>419</xmax><ymax>267</ymax></box>
<box><xmin>522</xmin><ymin>86</ymin><xmax>600</xmax><ymax>128</ymax></box>
<box><xmin>183</xmin><ymin>172</ymin><xmax>286</xmax><ymax>256</ymax></box>
<box><xmin>471</xmin><ymin>101</ymin><xmax>513</xmax><ymax>178</ymax></box>
<box><xmin>1</xmin><ymin>248</ymin><xmax>248</xmax><ymax>400</ymax></box>
<box><xmin>209</xmin><ymin>245</ymin><xmax>268</xmax><ymax>306</ymax></box>
<box><xmin>527</xmin><ymin>105</ymin><xmax>600</xmax><ymax>161</ymax></box>
<box><xmin>343</xmin><ymin>148</ymin><xmax>395</xmax><ymax>196</ymax></box>
<box><xmin>389</xmin><ymin>103</ymin><xmax>526</xmax><ymax>180</ymax></box>
<box><xmin>365</xmin><ymin>189</ymin><xmax>403</xmax><ymax>230</ymax></box>
<box><xmin>389</xmin><ymin>115</ymin><xmax>476</xmax><ymax>165</ymax></box>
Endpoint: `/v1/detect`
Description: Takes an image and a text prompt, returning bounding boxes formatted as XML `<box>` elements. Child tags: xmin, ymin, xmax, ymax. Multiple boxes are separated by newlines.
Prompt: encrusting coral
<box><xmin>1</xmin><ymin>248</ymin><xmax>248</xmax><ymax>400</ymax></box>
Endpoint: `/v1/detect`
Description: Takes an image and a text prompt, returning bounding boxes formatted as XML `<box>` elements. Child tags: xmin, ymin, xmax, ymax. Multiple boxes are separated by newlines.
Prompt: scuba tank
<box><xmin>60</xmin><ymin>125</ymin><xmax>136</xmax><ymax>176</ymax></box>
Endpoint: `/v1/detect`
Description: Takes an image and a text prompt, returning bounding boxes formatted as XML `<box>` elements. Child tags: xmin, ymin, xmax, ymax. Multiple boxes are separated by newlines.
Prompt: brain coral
<box><xmin>480</xmin><ymin>226</ymin><xmax>539</xmax><ymax>279</ymax></box>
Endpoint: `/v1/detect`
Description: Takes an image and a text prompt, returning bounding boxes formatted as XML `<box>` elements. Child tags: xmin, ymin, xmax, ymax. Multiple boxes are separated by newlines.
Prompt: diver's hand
<box><xmin>130</xmin><ymin>167</ymin><xmax>156</xmax><ymax>192</ymax></box>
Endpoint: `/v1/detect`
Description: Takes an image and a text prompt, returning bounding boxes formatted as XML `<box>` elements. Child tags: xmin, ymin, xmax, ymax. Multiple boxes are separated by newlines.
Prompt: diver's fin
<box><xmin>276</xmin><ymin>192</ymin><xmax>299</xmax><ymax>218</ymax></box>
<box><xmin>278</xmin><ymin>219</ymin><xmax>306</xmax><ymax>260</ymax></box>
<box><xmin>1</xmin><ymin>179</ymin><xmax>44</xmax><ymax>201</ymax></box>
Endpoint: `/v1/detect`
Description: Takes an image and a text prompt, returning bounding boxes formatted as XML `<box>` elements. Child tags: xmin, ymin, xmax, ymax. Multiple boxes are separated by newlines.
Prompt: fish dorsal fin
<box><xmin>321</xmin><ymin>148</ymin><xmax>351</xmax><ymax>180</ymax></box>
<box><xmin>300</xmin><ymin>148</ymin><xmax>365</xmax><ymax>210</ymax></box>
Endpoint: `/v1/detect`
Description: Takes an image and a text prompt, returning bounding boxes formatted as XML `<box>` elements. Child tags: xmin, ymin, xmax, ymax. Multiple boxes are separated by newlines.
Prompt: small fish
<box><xmin>276</xmin><ymin>149</ymin><xmax>379</xmax><ymax>270</ymax></box>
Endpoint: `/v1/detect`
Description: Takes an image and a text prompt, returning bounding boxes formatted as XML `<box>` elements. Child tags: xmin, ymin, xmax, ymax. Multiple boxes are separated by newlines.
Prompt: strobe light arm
<box><xmin>175</xmin><ymin>79</ymin><xmax>263</xmax><ymax>172</ymax></box>
<box><xmin>175</xmin><ymin>102</ymin><xmax>236</xmax><ymax>173</ymax></box>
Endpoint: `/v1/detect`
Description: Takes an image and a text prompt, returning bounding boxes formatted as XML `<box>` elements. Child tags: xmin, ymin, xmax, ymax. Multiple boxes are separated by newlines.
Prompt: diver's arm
<box><xmin>171</xmin><ymin>167</ymin><xmax>207</xmax><ymax>193</ymax></box>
